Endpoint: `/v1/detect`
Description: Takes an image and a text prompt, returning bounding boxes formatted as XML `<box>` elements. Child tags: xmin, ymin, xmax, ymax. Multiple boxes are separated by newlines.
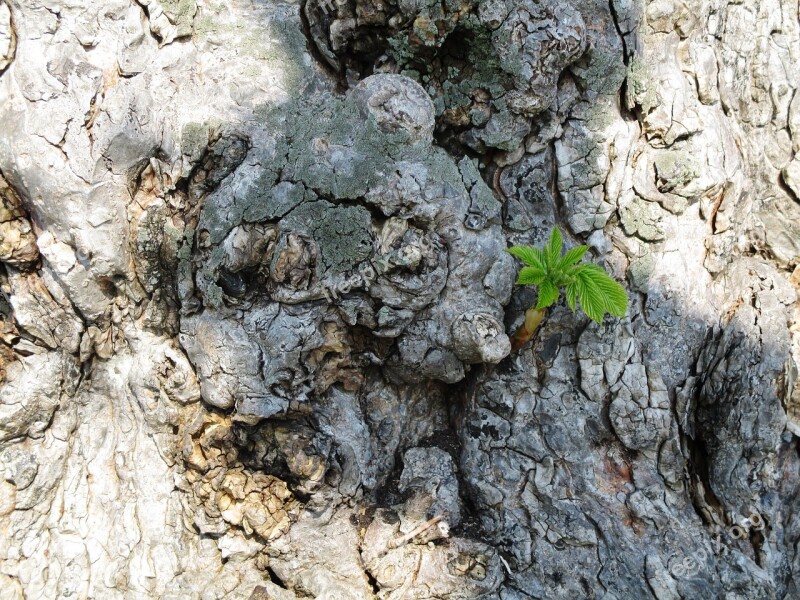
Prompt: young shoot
<box><xmin>506</xmin><ymin>228</ymin><xmax>628</xmax><ymax>351</ymax></box>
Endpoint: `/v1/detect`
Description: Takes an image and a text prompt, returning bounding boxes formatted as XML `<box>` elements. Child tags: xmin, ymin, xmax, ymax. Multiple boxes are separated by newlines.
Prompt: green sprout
<box><xmin>506</xmin><ymin>228</ymin><xmax>628</xmax><ymax>350</ymax></box>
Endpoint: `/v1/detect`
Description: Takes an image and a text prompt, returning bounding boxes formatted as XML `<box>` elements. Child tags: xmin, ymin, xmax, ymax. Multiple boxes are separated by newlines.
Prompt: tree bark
<box><xmin>0</xmin><ymin>0</ymin><xmax>798</xmax><ymax>598</ymax></box>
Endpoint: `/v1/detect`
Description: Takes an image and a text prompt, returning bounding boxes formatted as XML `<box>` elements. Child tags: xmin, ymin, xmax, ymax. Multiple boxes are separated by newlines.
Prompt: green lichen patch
<box><xmin>276</xmin><ymin>95</ymin><xmax>430</xmax><ymax>199</ymax></box>
<box><xmin>459</xmin><ymin>157</ymin><xmax>501</xmax><ymax>224</ymax></box>
<box><xmin>181</xmin><ymin>122</ymin><xmax>209</xmax><ymax>161</ymax></box>
<box><xmin>627</xmin><ymin>251</ymin><xmax>656</xmax><ymax>292</ymax></box>
<box><xmin>654</xmin><ymin>151</ymin><xmax>699</xmax><ymax>200</ymax></box>
<box><xmin>571</xmin><ymin>49</ymin><xmax>627</xmax><ymax>97</ymax></box>
<box><xmin>282</xmin><ymin>200</ymin><xmax>374</xmax><ymax>275</ymax></box>
<box><xmin>620</xmin><ymin>195</ymin><xmax>666</xmax><ymax>242</ymax></box>
<box><xmin>203</xmin><ymin>281</ymin><xmax>225</xmax><ymax>308</ymax></box>
<box><xmin>626</xmin><ymin>57</ymin><xmax>658</xmax><ymax>114</ymax></box>
<box><xmin>242</xmin><ymin>178</ymin><xmax>311</xmax><ymax>223</ymax></box>
<box><xmin>162</xmin><ymin>0</ymin><xmax>197</xmax><ymax>22</ymax></box>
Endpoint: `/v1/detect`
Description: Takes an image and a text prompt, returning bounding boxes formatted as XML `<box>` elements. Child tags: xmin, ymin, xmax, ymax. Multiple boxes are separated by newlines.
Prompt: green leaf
<box><xmin>557</xmin><ymin>245</ymin><xmax>590</xmax><ymax>270</ymax></box>
<box><xmin>575</xmin><ymin>272</ymin><xmax>605</xmax><ymax>323</ymax></box>
<box><xmin>565</xmin><ymin>280</ymin><xmax>578</xmax><ymax>312</ymax></box>
<box><xmin>516</xmin><ymin>266</ymin><xmax>547</xmax><ymax>285</ymax></box>
<box><xmin>546</xmin><ymin>228</ymin><xmax>563</xmax><ymax>268</ymax></box>
<box><xmin>574</xmin><ymin>264</ymin><xmax>628</xmax><ymax>322</ymax></box>
<box><xmin>506</xmin><ymin>228</ymin><xmax>629</xmax><ymax>326</ymax></box>
<box><xmin>580</xmin><ymin>265</ymin><xmax>629</xmax><ymax>317</ymax></box>
<box><xmin>535</xmin><ymin>278</ymin><xmax>560</xmax><ymax>309</ymax></box>
<box><xmin>506</xmin><ymin>245</ymin><xmax>547</xmax><ymax>270</ymax></box>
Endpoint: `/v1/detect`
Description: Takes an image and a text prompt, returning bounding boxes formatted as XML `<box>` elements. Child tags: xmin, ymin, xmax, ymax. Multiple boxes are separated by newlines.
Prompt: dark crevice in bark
<box><xmin>0</xmin><ymin>0</ymin><xmax>15</xmax><ymax>77</ymax></box>
<box><xmin>374</xmin><ymin>447</ymin><xmax>410</xmax><ymax>507</ymax></box>
<box><xmin>608</xmin><ymin>0</ymin><xmax>629</xmax><ymax>66</ymax></box>
<box><xmin>446</xmin><ymin>362</ymin><xmax>508</xmax><ymax>549</ymax></box>
<box><xmin>363</xmin><ymin>564</ymin><xmax>381</xmax><ymax>594</ymax></box>
<box><xmin>777</xmin><ymin>171</ymin><xmax>800</xmax><ymax>207</ymax></box>
<box><xmin>298</xmin><ymin>0</ymin><xmax>348</xmax><ymax>93</ymax></box>
<box><xmin>607</xmin><ymin>1</ymin><xmax>640</xmax><ymax>124</ymax></box>
<box><xmin>265</xmin><ymin>565</ymin><xmax>288</xmax><ymax>590</ymax></box>
<box><xmin>134</xmin><ymin>1</ymin><xmax>163</xmax><ymax>45</ymax></box>
<box><xmin>549</xmin><ymin>137</ymin><xmax>569</xmax><ymax>236</ymax></box>
<box><xmin>685</xmin><ymin>433</ymin><xmax>726</xmax><ymax>524</ymax></box>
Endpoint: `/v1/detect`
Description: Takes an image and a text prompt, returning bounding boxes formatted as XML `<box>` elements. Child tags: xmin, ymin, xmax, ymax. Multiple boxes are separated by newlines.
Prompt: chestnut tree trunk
<box><xmin>0</xmin><ymin>0</ymin><xmax>799</xmax><ymax>598</ymax></box>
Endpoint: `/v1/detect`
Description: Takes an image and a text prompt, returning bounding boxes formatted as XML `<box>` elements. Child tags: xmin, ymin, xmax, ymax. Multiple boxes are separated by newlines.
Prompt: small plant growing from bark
<box><xmin>506</xmin><ymin>228</ymin><xmax>628</xmax><ymax>351</ymax></box>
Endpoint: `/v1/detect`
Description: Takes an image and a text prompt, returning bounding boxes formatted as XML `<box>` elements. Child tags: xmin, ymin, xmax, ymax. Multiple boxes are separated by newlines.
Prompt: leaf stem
<box><xmin>510</xmin><ymin>306</ymin><xmax>546</xmax><ymax>352</ymax></box>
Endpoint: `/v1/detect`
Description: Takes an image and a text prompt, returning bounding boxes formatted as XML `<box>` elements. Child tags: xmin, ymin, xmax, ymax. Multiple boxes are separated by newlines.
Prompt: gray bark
<box><xmin>0</xmin><ymin>0</ymin><xmax>798</xmax><ymax>598</ymax></box>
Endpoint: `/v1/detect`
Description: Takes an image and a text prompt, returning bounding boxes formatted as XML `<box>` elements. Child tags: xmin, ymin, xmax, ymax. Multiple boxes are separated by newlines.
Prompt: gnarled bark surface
<box><xmin>0</xmin><ymin>0</ymin><xmax>798</xmax><ymax>598</ymax></box>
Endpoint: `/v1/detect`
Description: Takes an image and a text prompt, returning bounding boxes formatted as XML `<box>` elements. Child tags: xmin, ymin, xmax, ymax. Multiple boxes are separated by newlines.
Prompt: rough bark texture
<box><xmin>0</xmin><ymin>0</ymin><xmax>799</xmax><ymax>598</ymax></box>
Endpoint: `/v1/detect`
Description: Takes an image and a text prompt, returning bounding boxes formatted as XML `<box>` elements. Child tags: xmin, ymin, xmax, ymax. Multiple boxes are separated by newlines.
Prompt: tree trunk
<box><xmin>0</xmin><ymin>0</ymin><xmax>798</xmax><ymax>598</ymax></box>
